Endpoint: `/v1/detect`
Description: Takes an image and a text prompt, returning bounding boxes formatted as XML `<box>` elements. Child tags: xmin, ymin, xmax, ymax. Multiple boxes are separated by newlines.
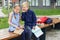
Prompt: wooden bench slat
<box><xmin>0</xmin><ymin>28</ymin><xmax>19</xmax><ymax>40</ymax></box>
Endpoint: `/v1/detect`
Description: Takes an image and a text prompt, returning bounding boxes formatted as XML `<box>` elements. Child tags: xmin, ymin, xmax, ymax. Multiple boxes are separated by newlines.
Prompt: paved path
<box><xmin>37</xmin><ymin>15</ymin><xmax>60</xmax><ymax>18</ymax></box>
<box><xmin>0</xmin><ymin>8</ymin><xmax>6</xmax><ymax>18</ymax></box>
<box><xmin>46</xmin><ymin>29</ymin><xmax>60</xmax><ymax>40</ymax></box>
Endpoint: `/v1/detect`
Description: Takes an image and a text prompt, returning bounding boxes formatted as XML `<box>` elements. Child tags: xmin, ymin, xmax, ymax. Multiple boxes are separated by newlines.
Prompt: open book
<box><xmin>32</xmin><ymin>26</ymin><xmax>43</xmax><ymax>38</ymax></box>
<box><xmin>14</xmin><ymin>29</ymin><xmax>24</xmax><ymax>35</ymax></box>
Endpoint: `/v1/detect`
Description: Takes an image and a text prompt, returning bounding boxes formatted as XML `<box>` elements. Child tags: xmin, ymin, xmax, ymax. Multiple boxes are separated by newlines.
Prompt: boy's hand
<box><xmin>33</xmin><ymin>27</ymin><xmax>35</xmax><ymax>30</ymax></box>
<box><xmin>22</xmin><ymin>9</ymin><xmax>26</xmax><ymax>12</ymax></box>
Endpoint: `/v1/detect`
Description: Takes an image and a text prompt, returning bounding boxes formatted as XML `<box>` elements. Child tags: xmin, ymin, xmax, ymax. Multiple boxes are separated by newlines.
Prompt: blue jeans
<box><xmin>25</xmin><ymin>26</ymin><xmax>32</xmax><ymax>40</ymax></box>
<box><xmin>21</xmin><ymin>26</ymin><xmax>39</xmax><ymax>40</ymax></box>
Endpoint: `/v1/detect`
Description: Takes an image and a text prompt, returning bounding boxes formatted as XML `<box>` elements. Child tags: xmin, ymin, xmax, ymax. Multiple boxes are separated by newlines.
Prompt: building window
<box><xmin>28</xmin><ymin>0</ymin><xmax>39</xmax><ymax>6</ymax></box>
<box><xmin>50</xmin><ymin>0</ymin><xmax>60</xmax><ymax>6</ymax></box>
<box><xmin>5</xmin><ymin>0</ymin><xmax>7</xmax><ymax>1</ymax></box>
<box><xmin>43</xmin><ymin>0</ymin><xmax>60</xmax><ymax>6</ymax></box>
<box><xmin>43</xmin><ymin>0</ymin><xmax>50</xmax><ymax>6</ymax></box>
<box><xmin>57</xmin><ymin>0</ymin><xmax>60</xmax><ymax>6</ymax></box>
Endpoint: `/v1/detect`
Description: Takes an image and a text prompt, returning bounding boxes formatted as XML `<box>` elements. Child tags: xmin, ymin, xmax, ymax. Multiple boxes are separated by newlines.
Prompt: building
<box><xmin>0</xmin><ymin>0</ymin><xmax>60</xmax><ymax>8</ymax></box>
<box><xmin>0</xmin><ymin>0</ymin><xmax>19</xmax><ymax>7</ymax></box>
<box><xmin>0</xmin><ymin>0</ymin><xmax>2</xmax><ymax>7</ymax></box>
<box><xmin>0</xmin><ymin>0</ymin><xmax>11</xmax><ymax>7</ymax></box>
<box><xmin>27</xmin><ymin>0</ymin><xmax>60</xmax><ymax>9</ymax></box>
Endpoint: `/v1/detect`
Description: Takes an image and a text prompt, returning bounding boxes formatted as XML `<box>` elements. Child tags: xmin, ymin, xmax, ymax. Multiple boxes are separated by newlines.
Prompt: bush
<box><xmin>2</xmin><ymin>7</ymin><xmax>12</xmax><ymax>15</ymax></box>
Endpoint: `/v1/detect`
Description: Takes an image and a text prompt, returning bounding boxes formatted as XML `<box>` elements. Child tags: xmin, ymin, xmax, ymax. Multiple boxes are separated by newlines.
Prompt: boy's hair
<box><xmin>22</xmin><ymin>1</ymin><xmax>29</xmax><ymax>7</ymax></box>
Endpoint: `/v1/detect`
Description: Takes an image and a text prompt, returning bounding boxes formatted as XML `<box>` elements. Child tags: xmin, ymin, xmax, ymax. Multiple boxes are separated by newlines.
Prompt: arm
<box><xmin>32</xmin><ymin>11</ymin><xmax>37</xmax><ymax>26</ymax></box>
<box><xmin>8</xmin><ymin>12</ymin><xmax>17</xmax><ymax>28</ymax></box>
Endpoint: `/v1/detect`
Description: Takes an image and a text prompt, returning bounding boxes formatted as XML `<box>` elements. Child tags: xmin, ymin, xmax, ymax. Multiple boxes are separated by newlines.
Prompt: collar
<box><xmin>13</xmin><ymin>11</ymin><xmax>19</xmax><ymax>15</ymax></box>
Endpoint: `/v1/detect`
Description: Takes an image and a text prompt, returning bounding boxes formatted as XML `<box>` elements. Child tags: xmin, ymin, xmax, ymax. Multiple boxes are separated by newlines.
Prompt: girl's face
<box><xmin>14</xmin><ymin>6</ymin><xmax>20</xmax><ymax>13</ymax></box>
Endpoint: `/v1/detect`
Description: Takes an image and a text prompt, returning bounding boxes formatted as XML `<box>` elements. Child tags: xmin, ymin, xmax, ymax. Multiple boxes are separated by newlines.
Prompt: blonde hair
<box><xmin>14</xmin><ymin>4</ymin><xmax>20</xmax><ymax>8</ymax></box>
<box><xmin>22</xmin><ymin>1</ymin><xmax>29</xmax><ymax>7</ymax></box>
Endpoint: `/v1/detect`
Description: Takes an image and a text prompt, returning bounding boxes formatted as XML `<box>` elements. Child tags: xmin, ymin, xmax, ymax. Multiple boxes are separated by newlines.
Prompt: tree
<box><xmin>0</xmin><ymin>0</ymin><xmax>2</xmax><ymax>2</ymax></box>
<box><xmin>12</xmin><ymin>0</ymin><xmax>16</xmax><ymax>7</ymax></box>
<box><xmin>19</xmin><ymin>0</ymin><xmax>21</xmax><ymax>5</ymax></box>
<box><xmin>50</xmin><ymin>0</ymin><xmax>57</xmax><ymax>8</ymax></box>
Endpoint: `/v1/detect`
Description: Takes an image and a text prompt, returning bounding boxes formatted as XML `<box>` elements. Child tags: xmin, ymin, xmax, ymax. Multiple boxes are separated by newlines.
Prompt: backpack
<box><xmin>45</xmin><ymin>18</ymin><xmax>52</xmax><ymax>24</ymax></box>
<box><xmin>40</xmin><ymin>17</ymin><xmax>48</xmax><ymax>23</ymax></box>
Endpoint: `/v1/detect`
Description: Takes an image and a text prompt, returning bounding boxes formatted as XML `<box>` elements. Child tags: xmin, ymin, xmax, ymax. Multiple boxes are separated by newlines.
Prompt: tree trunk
<box><xmin>50</xmin><ymin>0</ymin><xmax>56</xmax><ymax>9</ymax></box>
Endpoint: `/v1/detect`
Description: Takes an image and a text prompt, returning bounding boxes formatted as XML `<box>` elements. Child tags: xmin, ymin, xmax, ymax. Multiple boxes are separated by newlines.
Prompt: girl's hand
<box><xmin>16</xmin><ymin>27</ymin><xmax>20</xmax><ymax>30</ymax></box>
<box><xmin>19</xmin><ymin>26</ymin><xmax>24</xmax><ymax>29</ymax></box>
<box><xmin>20</xmin><ymin>26</ymin><xmax>24</xmax><ymax>29</ymax></box>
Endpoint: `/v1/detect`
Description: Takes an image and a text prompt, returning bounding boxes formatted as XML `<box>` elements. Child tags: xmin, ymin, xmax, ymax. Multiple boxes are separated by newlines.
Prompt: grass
<box><xmin>0</xmin><ymin>17</ymin><xmax>24</xmax><ymax>29</ymax></box>
<box><xmin>2</xmin><ymin>7</ymin><xmax>60</xmax><ymax>15</ymax></box>
<box><xmin>33</xmin><ymin>9</ymin><xmax>60</xmax><ymax>15</ymax></box>
<box><xmin>0</xmin><ymin>18</ymin><xmax>9</xmax><ymax>29</ymax></box>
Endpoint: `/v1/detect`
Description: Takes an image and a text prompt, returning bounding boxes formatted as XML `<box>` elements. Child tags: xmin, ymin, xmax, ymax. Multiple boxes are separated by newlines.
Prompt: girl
<box><xmin>8</xmin><ymin>4</ymin><xmax>21</xmax><ymax>32</ymax></box>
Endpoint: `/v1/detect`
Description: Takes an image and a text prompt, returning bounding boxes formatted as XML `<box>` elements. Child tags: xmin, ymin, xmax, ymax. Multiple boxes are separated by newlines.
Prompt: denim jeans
<box><xmin>21</xmin><ymin>26</ymin><xmax>39</xmax><ymax>40</ymax></box>
<box><xmin>26</xmin><ymin>26</ymin><xmax>32</xmax><ymax>40</ymax></box>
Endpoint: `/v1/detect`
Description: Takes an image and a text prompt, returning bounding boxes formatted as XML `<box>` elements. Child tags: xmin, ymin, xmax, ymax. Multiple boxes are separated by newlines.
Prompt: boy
<box><xmin>21</xmin><ymin>1</ymin><xmax>39</xmax><ymax>40</ymax></box>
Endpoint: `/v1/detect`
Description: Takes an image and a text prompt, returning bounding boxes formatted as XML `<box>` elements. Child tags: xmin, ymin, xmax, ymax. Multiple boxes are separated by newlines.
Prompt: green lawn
<box><xmin>0</xmin><ymin>18</ymin><xmax>9</xmax><ymax>29</ymax></box>
<box><xmin>0</xmin><ymin>18</ymin><xmax>24</xmax><ymax>29</ymax></box>
<box><xmin>33</xmin><ymin>9</ymin><xmax>60</xmax><ymax>15</ymax></box>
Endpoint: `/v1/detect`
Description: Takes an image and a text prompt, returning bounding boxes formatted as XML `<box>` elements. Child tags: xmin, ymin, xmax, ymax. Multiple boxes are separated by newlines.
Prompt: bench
<box><xmin>0</xmin><ymin>18</ymin><xmax>60</xmax><ymax>40</ymax></box>
<box><xmin>0</xmin><ymin>28</ymin><xmax>19</xmax><ymax>40</ymax></box>
<box><xmin>38</xmin><ymin>18</ymin><xmax>60</xmax><ymax>28</ymax></box>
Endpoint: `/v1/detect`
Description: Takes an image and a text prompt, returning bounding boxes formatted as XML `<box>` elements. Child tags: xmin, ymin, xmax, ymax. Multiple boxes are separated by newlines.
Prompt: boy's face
<box><xmin>14</xmin><ymin>6</ymin><xmax>20</xmax><ymax>13</ymax></box>
<box><xmin>22</xmin><ymin>6</ymin><xmax>29</xmax><ymax>12</ymax></box>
